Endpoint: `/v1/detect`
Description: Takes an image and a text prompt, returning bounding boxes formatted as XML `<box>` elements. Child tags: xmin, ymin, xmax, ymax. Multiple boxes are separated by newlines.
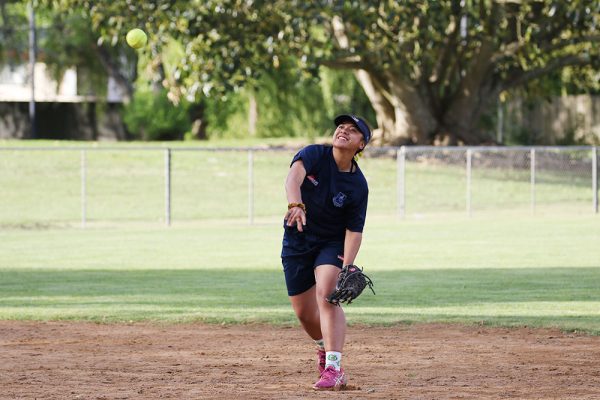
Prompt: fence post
<box><xmin>466</xmin><ymin>148</ymin><xmax>472</xmax><ymax>216</ymax></box>
<box><xmin>530</xmin><ymin>148</ymin><xmax>536</xmax><ymax>214</ymax></box>
<box><xmin>248</xmin><ymin>149</ymin><xmax>254</xmax><ymax>225</ymax></box>
<box><xmin>593</xmin><ymin>147</ymin><xmax>598</xmax><ymax>214</ymax></box>
<box><xmin>164</xmin><ymin>148</ymin><xmax>171</xmax><ymax>226</ymax></box>
<box><xmin>397</xmin><ymin>146</ymin><xmax>406</xmax><ymax>218</ymax></box>
<box><xmin>80</xmin><ymin>149</ymin><xmax>86</xmax><ymax>228</ymax></box>
<box><xmin>496</xmin><ymin>101</ymin><xmax>504</xmax><ymax>144</ymax></box>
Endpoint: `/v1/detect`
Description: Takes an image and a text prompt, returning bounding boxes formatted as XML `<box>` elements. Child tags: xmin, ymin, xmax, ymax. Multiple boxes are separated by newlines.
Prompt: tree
<box><xmin>1</xmin><ymin>0</ymin><xmax>137</xmax><ymax>100</ymax></box>
<box><xmin>50</xmin><ymin>0</ymin><xmax>599</xmax><ymax>145</ymax></box>
<box><xmin>0</xmin><ymin>0</ymin><xmax>28</xmax><ymax>65</ymax></box>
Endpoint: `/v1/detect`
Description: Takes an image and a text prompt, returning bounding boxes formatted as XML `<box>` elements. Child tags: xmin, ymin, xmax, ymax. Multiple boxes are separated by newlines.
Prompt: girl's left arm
<box><xmin>342</xmin><ymin>230</ymin><xmax>363</xmax><ymax>266</ymax></box>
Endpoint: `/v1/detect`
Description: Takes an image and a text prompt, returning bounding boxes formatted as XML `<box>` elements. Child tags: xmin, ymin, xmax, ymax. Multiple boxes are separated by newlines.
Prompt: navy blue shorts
<box><xmin>281</xmin><ymin>225</ymin><xmax>344</xmax><ymax>296</ymax></box>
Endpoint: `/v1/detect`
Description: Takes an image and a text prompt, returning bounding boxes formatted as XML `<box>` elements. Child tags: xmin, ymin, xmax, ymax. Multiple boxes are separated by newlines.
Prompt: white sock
<box><xmin>314</xmin><ymin>339</ymin><xmax>325</xmax><ymax>350</ymax></box>
<box><xmin>325</xmin><ymin>351</ymin><xmax>342</xmax><ymax>371</ymax></box>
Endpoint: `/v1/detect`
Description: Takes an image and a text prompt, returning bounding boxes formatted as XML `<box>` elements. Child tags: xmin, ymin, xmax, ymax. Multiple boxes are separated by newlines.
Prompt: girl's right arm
<box><xmin>284</xmin><ymin>160</ymin><xmax>307</xmax><ymax>231</ymax></box>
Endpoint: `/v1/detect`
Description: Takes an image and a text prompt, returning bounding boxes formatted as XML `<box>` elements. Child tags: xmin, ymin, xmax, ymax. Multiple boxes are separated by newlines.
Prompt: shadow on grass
<box><xmin>1</xmin><ymin>267</ymin><xmax>599</xmax><ymax>331</ymax></box>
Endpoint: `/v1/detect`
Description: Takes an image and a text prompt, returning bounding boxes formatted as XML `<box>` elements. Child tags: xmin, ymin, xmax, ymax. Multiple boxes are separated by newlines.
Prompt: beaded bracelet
<box><xmin>287</xmin><ymin>202</ymin><xmax>306</xmax><ymax>212</ymax></box>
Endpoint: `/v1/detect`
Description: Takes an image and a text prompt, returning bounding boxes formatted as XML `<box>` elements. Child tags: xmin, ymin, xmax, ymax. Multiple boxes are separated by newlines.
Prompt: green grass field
<box><xmin>1</xmin><ymin>140</ymin><xmax>598</xmax><ymax>333</ymax></box>
<box><xmin>1</xmin><ymin>213</ymin><xmax>598</xmax><ymax>333</ymax></box>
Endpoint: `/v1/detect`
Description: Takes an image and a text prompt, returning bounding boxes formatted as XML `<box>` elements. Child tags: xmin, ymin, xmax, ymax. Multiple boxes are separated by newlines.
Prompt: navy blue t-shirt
<box><xmin>290</xmin><ymin>144</ymin><xmax>369</xmax><ymax>241</ymax></box>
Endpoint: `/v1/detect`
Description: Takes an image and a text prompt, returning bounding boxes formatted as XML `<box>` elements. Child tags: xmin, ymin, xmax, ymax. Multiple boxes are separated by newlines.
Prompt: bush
<box><xmin>203</xmin><ymin>67</ymin><xmax>376</xmax><ymax>140</ymax></box>
<box><xmin>123</xmin><ymin>89</ymin><xmax>191</xmax><ymax>140</ymax></box>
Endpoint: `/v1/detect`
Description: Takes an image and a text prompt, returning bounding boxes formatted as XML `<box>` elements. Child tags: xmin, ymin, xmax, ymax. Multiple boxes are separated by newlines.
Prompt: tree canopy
<box><xmin>23</xmin><ymin>1</ymin><xmax>600</xmax><ymax>143</ymax></box>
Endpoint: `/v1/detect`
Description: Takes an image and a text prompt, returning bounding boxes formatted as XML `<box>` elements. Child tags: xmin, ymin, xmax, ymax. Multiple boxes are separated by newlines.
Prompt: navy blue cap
<box><xmin>334</xmin><ymin>114</ymin><xmax>372</xmax><ymax>145</ymax></box>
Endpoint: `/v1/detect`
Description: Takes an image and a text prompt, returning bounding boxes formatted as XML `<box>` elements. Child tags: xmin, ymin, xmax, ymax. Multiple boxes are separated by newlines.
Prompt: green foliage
<box><xmin>253</xmin><ymin>73</ymin><xmax>327</xmax><ymax>139</ymax></box>
<box><xmin>27</xmin><ymin>1</ymin><xmax>372</xmax><ymax>141</ymax></box>
<box><xmin>204</xmin><ymin>66</ymin><xmax>376</xmax><ymax>139</ymax></box>
<box><xmin>124</xmin><ymin>37</ymin><xmax>197</xmax><ymax>141</ymax></box>
<box><xmin>9</xmin><ymin>1</ymin><xmax>600</xmax><ymax>143</ymax></box>
<box><xmin>0</xmin><ymin>0</ymin><xmax>28</xmax><ymax>65</ymax></box>
<box><xmin>123</xmin><ymin>88</ymin><xmax>191</xmax><ymax>140</ymax></box>
<box><xmin>202</xmin><ymin>92</ymin><xmax>248</xmax><ymax>139</ymax></box>
<box><xmin>58</xmin><ymin>0</ymin><xmax>596</xmax><ymax>143</ymax></box>
<box><xmin>108</xmin><ymin>1</ymin><xmax>598</xmax><ymax>100</ymax></box>
<box><xmin>321</xmin><ymin>68</ymin><xmax>376</xmax><ymax>126</ymax></box>
<box><xmin>39</xmin><ymin>8</ymin><xmax>113</xmax><ymax>94</ymax></box>
<box><xmin>1</xmin><ymin>1</ymin><xmax>133</xmax><ymax>96</ymax></box>
<box><xmin>504</xmin><ymin>126</ymin><xmax>534</xmax><ymax>146</ymax></box>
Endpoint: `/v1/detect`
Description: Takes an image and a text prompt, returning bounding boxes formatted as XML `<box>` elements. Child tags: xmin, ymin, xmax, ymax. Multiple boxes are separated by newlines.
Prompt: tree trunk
<box><xmin>354</xmin><ymin>43</ymin><xmax>504</xmax><ymax>145</ymax></box>
<box><xmin>332</xmin><ymin>16</ymin><xmax>421</xmax><ymax>145</ymax></box>
<box><xmin>385</xmin><ymin>73</ymin><xmax>439</xmax><ymax>144</ymax></box>
<box><xmin>354</xmin><ymin>69</ymin><xmax>440</xmax><ymax>145</ymax></box>
<box><xmin>427</xmin><ymin>82</ymin><xmax>501</xmax><ymax>145</ymax></box>
<box><xmin>189</xmin><ymin>101</ymin><xmax>207</xmax><ymax>140</ymax></box>
<box><xmin>342</xmin><ymin>24</ymin><xmax>503</xmax><ymax>145</ymax></box>
<box><xmin>248</xmin><ymin>92</ymin><xmax>257</xmax><ymax>136</ymax></box>
<box><xmin>353</xmin><ymin>69</ymin><xmax>396</xmax><ymax>144</ymax></box>
<box><xmin>439</xmin><ymin>40</ymin><xmax>498</xmax><ymax>144</ymax></box>
<box><xmin>94</xmin><ymin>45</ymin><xmax>133</xmax><ymax>101</ymax></box>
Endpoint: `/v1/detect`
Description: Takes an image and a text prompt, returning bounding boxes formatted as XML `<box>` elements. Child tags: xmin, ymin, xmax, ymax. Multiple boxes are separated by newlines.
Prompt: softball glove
<box><xmin>326</xmin><ymin>265</ymin><xmax>375</xmax><ymax>306</ymax></box>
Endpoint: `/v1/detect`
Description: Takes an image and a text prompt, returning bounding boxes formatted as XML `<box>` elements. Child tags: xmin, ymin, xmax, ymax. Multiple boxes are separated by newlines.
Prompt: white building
<box><xmin>0</xmin><ymin>63</ymin><xmax>127</xmax><ymax>140</ymax></box>
<box><xmin>0</xmin><ymin>62</ymin><xmax>126</xmax><ymax>103</ymax></box>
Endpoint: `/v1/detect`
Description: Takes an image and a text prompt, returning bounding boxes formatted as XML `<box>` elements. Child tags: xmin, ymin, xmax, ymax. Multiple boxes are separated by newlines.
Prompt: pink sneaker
<box><xmin>313</xmin><ymin>366</ymin><xmax>347</xmax><ymax>391</ymax></box>
<box><xmin>317</xmin><ymin>349</ymin><xmax>326</xmax><ymax>374</ymax></box>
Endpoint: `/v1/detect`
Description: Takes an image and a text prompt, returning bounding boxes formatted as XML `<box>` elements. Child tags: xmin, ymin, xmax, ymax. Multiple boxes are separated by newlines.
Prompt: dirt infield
<box><xmin>2</xmin><ymin>321</ymin><xmax>600</xmax><ymax>400</ymax></box>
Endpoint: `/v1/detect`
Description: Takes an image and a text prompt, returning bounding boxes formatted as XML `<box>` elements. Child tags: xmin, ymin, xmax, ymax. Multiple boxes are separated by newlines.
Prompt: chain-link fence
<box><xmin>396</xmin><ymin>146</ymin><xmax>599</xmax><ymax>217</ymax></box>
<box><xmin>0</xmin><ymin>146</ymin><xmax>597</xmax><ymax>226</ymax></box>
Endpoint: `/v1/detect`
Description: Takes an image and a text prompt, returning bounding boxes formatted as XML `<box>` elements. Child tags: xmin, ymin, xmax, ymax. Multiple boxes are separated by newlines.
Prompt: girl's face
<box><xmin>333</xmin><ymin>122</ymin><xmax>365</xmax><ymax>153</ymax></box>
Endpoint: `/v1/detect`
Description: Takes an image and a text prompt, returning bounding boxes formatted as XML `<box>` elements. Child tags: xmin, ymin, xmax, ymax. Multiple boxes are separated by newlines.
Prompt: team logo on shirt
<box><xmin>332</xmin><ymin>192</ymin><xmax>347</xmax><ymax>207</ymax></box>
<box><xmin>306</xmin><ymin>175</ymin><xmax>319</xmax><ymax>186</ymax></box>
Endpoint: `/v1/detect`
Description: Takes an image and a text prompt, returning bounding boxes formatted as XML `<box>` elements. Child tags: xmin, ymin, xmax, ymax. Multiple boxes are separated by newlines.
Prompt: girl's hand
<box><xmin>285</xmin><ymin>206</ymin><xmax>306</xmax><ymax>232</ymax></box>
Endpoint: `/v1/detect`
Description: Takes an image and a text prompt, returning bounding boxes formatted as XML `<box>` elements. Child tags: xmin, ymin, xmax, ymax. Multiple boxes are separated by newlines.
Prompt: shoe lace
<box><xmin>321</xmin><ymin>366</ymin><xmax>338</xmax><ymax>378</ymax></box>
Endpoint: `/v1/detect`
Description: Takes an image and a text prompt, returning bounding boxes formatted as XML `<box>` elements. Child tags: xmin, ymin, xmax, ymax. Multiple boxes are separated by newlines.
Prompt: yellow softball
<box><xmin>126</xmin><ymin>28</ymin><xmax>147</xmax><ymax>49</ymax></box>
